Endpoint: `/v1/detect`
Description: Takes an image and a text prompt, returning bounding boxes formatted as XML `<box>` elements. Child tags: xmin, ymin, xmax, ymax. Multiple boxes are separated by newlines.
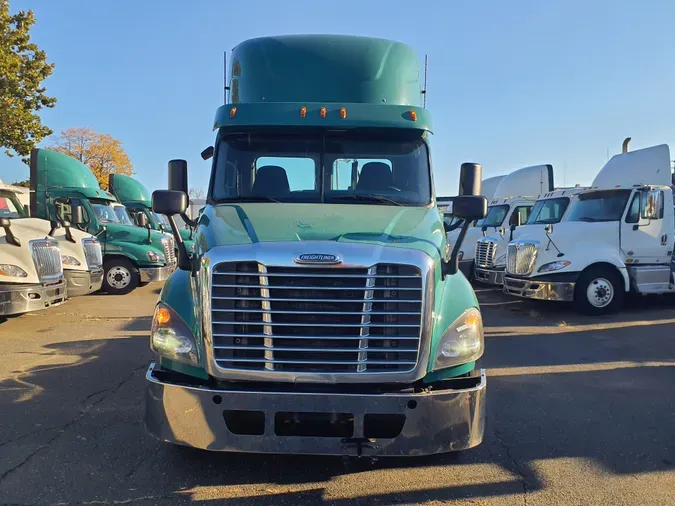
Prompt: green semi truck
<box><xmin>144</xmin><ymin>34</ymin><xmax>488</xmax><ymax>457</ymax></box>
<box><xmin>30</xmin><ymin>148</ymin><xmax>177</xmax><ymax>295</ymax></box>
<box><xmin>108</xmin><ymin>173</ymin><xmax>195</xmax><ymax>254</ymax></box>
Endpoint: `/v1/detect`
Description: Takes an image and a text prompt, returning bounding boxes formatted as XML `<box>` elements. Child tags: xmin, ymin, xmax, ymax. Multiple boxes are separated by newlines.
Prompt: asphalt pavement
<box><xmin>0</xmin><ymin>283</ymin><xmax>674</xmax><ymax>505</ymax></box>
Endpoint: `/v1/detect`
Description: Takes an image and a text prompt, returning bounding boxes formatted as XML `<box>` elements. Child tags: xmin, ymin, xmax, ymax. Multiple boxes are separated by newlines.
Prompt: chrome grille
<box><xmin>210</xmin><ymin>262</ymin><xmax>423</xmax><ymax>374</ymax></box>
<box><xmin>162</xmin><ymin>236</ymin><xmax>176</xmax><ymax>265</ymax></box>
<box><xmin>82</xmin><ymin>238</ymin><xmax>102</xmax><ymax>269</ymax></box>
<box><xmin>30</xmin><ymin>239</ymin><xmax>63</xmax><ymax>282</ymax></box>
<box><xmin>506</xmin><ymin>241</ymin><xmax>539</xmax><ymax>275</ymax></box>
<box><xmin>475</xmin><ymin>239</ymin><xmax>498</xmax><ymax>268</ymax></box>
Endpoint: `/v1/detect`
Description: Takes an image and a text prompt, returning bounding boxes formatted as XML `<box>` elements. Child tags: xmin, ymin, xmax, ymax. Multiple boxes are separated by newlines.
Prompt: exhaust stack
<box><xmin>622</xmin><ymin>137</ymin><xmax>631</xmax><ymax>153</ymax></box>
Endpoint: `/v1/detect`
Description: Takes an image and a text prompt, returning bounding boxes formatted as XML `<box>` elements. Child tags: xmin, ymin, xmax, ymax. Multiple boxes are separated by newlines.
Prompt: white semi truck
<box><xmin>503</xmin><ymin>140</ymin><xmax>675</xmax><ymax>314</ymax></box>
<box><xmin>1</xmin><ymin>179</ymin><xmax>103</xmax><ymax>314</ymax></box>
<box><xmin>450</xmin><ymin>164</ymin><xmax>554</xmax><ymax>278</ymax></box>
<box><xmin>474</xmin><ymin>186</ymin><xmax>587</xmax><ymax>285</ymax></box>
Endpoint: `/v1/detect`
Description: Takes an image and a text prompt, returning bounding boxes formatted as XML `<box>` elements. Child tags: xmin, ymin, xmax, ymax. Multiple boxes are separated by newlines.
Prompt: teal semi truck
<box><xmin>144</xmin><ymin>34</ymin><xmax>488</xmax><ymax>457</ymax></box>
<box><xmin>30</xmin><ymin>149</ymin><xmax>177</xmax><ymax>295</ymax></box>
<box><xmin>108</xmin><ymin>173</ymin><xmax>195</xmax><ymax>253</ymax></box>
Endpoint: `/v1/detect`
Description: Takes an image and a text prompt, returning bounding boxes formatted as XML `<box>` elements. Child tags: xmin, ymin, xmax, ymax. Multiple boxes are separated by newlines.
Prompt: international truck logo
<box><xmin>294</xmin><ymin>253</ymin><xmax>341</xmax><ymax>265</ymax></box>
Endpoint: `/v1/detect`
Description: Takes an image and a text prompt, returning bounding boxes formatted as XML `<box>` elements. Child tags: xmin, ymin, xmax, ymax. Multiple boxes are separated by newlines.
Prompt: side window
<box><xmin>510</xmin><ymin>206</ymin><xmax>532</xmax><ymax>226</ymax></box>
<box><xmin>625</xmin><ymin>193</ymin><xmax>640</xmax><ymax>223</ymax></box>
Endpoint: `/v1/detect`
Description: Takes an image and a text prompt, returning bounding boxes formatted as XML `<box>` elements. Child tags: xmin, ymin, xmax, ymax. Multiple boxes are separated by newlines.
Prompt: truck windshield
<box><xmin>112</xmin><ymin>205</ymin><xmax>135</xmax><ymax>226</ymax></box>
<box><xmin>526</xmin><ymin>197</ymin><xmax>570</xmax><ymax>224</ymax></box>
<box><xmin>567</xmin><ymin>189</ymin><xmax>632</xmax><ymax>222</ymax></box>
<box><xmin>0</xmin><ymin>190</ymin><xmax>27</xmax><ymax>219</ymax></box>
<box><xmin>91</xmin><ymin>200</ymin><xmax>125</xmax><ymax>224</ymax></box>
<box><xmin>211</xmin><ymin>130</ymin><xmax>431</xmax><ymax>206</ymax></box>
<box><xmin>474</xmin><ymin>205</ymin><xmax>509</xmax><ymax>227</ymax></box>
<box><xmin>153</xmin><ymin>212</ymin><xmax>170</xmax><ymax>227</ymax></box>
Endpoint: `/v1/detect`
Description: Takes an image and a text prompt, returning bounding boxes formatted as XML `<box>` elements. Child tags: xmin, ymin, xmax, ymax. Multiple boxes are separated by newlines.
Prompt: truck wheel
<box><xmin>574</xmin><ymin>266</ymin><xmax>624</xmax><ymax>315</ymax></box>
<box><xmin>103</xmin><ymin>258</ymin><xmax>140</xmax><ymax>295</ymax></box>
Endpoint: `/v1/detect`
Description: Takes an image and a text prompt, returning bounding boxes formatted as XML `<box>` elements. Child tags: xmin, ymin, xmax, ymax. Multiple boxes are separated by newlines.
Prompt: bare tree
<box><xmin>188</xmin><ymin>187</ymin><xmax>206</xmax><ymax>199</ymax></box>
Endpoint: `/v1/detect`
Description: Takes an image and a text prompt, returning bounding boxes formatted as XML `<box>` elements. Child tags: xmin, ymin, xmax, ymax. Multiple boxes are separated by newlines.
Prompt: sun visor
<box><xmin>591</xmin><ymin>144</ymin><xmax>671</xmax><ymax>189</ymax></box>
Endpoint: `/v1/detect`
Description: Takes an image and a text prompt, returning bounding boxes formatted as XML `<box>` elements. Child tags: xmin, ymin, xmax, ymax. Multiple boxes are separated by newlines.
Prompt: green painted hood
<box><xmin>199</xmin><ymin>203</ymin><xmax>445</xmax><ymax>260</ymax></box>
<box><xmin>104</xmin><ymin>222</ymin><xmax>167</xmax><ymax>250</ymax></box>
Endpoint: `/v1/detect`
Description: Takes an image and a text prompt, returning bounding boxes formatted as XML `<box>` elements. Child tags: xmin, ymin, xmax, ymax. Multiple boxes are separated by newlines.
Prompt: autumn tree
<box><xmin>49</xmin><ymin>127</ymin><xmax>133</xmax><ymax>189</ymax></box>
<box><xmin>0</xmin><ymin>1</ymin><xmax>56</xmax><ymax>162</ymax></box>
<box><xmin>10</xmin><ymin>179</ymin><xmax>29</xmax><ymax>187</ymax></box>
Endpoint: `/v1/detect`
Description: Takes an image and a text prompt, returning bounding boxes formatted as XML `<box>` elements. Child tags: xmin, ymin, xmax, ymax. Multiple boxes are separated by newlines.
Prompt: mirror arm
<box><xmin>63</xmin><ymin>222</ymin><xmax>75</xmax><ymax>243</ymax></box>
<box><xmin>180</xmin><ymin>212</ymin><xmax>197</xmax><ymax>229</ymax></box>
<box><xmin>145</xmin><ymin>223</ymin><xmax>152</xmax><ymax>244</ymax></box>
<box><xmin>95</xmin><ymin>225</ymin><xmax>107</xmax><ymax>238</ymax></box>
<box><xmin>442</xmin><ymin>220</ymin><xmax>471</xmax><ymax>279</ymax></box>
<box><xmin>1</xmin><ymin>224</ymin><xmax>21</xmax><ymax>247</ymax></box>
<box><xmin>48</xmin><ymin>220</ymin><xmax>59</xmax><ymax>237</ymax></box>
<box><xmin>167</xmin><ymin>216</ymin><xmax>192</xmax><ymax>272</ymax></box>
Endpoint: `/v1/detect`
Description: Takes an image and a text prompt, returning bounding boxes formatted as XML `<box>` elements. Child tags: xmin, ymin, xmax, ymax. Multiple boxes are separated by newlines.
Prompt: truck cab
<box><xmin>474</xmin><ymin>186</ymin><xmax>585</xmax><ymax>285</ymax></box>
<box><xmin>504</xmin><ymin>142</ymin><xmax>675</xmax><ymax>314</ymax></box>
<box><xmin>108</xmin><ymin>173</ymin><xmax>195</xmax><ymax>254</ymax></box>
<box><xmin>143</xmin><ymin>34</ymin><xmax>488</xmax><ymax>458</ymax></box>
<box><xmin>452</xmin><ymin>164</ymin><xmax>553</xmax><ymax>281</ymax></box>
<box><xmin>0</xmin><ymin>184</ymin><xmax>66</xmax><ymax>316</ymax></box>
<box><xmin>30</xmin><ymin>148</ymin><xmax>177</xmax><ymax>295</ymax></box>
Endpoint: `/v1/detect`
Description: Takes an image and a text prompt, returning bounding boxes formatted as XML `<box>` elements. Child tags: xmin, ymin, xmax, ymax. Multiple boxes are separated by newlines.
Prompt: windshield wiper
<box><xmin>575</xmin><ymin>217</ymin><xmax>600</xmax><ymax>222</ymax></box>
<box><xmin>330</xmin><ymin>194</ymin><xmax>403</xmax><ymax>206</ymax></box>
<box><xmin>219</xmin><ymin>196</ymin><xmax>282</xmax><ymax>203</ymax></box>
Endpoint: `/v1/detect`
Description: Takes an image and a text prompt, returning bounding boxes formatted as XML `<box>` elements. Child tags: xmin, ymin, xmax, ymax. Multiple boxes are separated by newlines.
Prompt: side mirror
<box><xmin>71</xmin><ymin>204</ymin><xmax>84</xmax><ymax>225</ymax></box>
<box><xmin>545</xmin><ymin>224</ymin><xmax>553</xmax><ymax>234</ymax></box>
<box><xmin>201</xmin><ymin>146</ymin><xmax>214</xmax><ymax>161</ymax></box>
<box><xmin>510</xmin><ymin>223</ymin><xmax>517</xmax><ymax>232</ymax></box>
<box><xmin>442</xmin><ymin>193</ymin><xmax>488</xmax><ymax>278</ymax></box>
<box><xmin>0</xmin><ymin>217</ymin><xmax>21</xmax><ymax>246</ymax></box>
<box><xmin>168</xmin><ymin>160</ymin><xmax>188</xmax><ymax>194</ymax></box>
<box><xmin>641</xmin><ymin>190</ymin><xmax>663</xmax><ymax>220</ymax></box>
<box><xmin>458</xmin><ymin>163</ymin><xmax>482</xmax><ymax>196</ymax></box>
<box><xmin>153</xmin><ymin>190</ymin><xmax>190</xmax><ymax>272</ymax></box>
<box><xmin>152</xmin><ymin>190</ymin><xmax>188</xmax><ymax>216</ymax></box>
<box><xmin>136</xmin><ymin>212</ymin><xmax>149</xmax><ymax>228</ymax></box>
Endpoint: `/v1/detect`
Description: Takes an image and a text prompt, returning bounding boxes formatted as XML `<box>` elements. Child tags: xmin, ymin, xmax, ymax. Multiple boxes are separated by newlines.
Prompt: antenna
<box><xmin>223</xmin><ymin>52</ymin><xmax>229</xmax><ymax>104</ymax></box>
<box><xmin>422</xmin><ymin>55</ymin><xmax>428</xmax><ymax>108</ymax></box>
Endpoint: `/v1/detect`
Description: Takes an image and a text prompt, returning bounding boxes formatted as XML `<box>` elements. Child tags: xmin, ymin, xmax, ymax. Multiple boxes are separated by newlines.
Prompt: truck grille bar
<box><xmin>161</xmin><ymin>236</ymin><xmax>176</xmax><ymax>265</ymax></box>
<box><xmin>475</xmin><ymin>239</ymin><xmax>497</xmax><ymax>268</ymax></box>
<box><xmin>506</xmin><ymin>241</ymin><xmax>539</xmax><ymax>275</ymax></box>
<box><xmin>30</xmin><ymin>239</ymin><xmax>63</xmax><ymax>282</ymax></box>
<box><xmin>82</xmin><ymin>238</ymin><xmax>103</xmax><ymax>269</ymax></box>
<box><xmin>210</xmin><ymin>262</ymin><xmax>423</xmax><ymax>374</ymax></box>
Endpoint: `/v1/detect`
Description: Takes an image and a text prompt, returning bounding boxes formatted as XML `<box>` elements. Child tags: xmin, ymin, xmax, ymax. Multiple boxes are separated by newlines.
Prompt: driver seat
<box><xmin>356</xmin><ymin>162</ymin><xmax>394</xmax><ymax>192</ymax></box>
<box><xmin>252</xmin><ymin>165</ymin><xmax>290</xmax><ymax>195</ymax></box>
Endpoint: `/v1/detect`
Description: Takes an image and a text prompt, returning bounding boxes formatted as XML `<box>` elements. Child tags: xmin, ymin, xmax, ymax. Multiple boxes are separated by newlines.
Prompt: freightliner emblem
<box><xmin>294</xmin><ymin>253</ymin><xmax>342</xmax><ymax>265</ymax></box>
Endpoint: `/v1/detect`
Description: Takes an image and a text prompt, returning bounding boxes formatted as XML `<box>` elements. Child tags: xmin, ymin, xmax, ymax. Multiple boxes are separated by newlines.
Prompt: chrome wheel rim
<box><xmin>587</xmin><ymin>277</ymin><xmax>613</xmax><ymax>308</ymax></box>
<box><xmin>107</xmin><ymin>266</ymin><xmax>131</xmax><ymax>289</ymax></box>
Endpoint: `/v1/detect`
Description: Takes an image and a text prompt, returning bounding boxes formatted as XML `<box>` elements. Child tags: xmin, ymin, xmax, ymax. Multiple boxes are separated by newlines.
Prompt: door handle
<box><xmin>661</xmin><ymin>234</ymin><xmax>668</xmax><ymax>245</ymax></box>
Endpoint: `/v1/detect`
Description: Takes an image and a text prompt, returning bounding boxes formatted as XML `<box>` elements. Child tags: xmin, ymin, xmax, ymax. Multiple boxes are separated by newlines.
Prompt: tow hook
<box><xmin>341</xmin><ymin>437</ymin><xmax>378</xmax><ymax>462</ymax></box>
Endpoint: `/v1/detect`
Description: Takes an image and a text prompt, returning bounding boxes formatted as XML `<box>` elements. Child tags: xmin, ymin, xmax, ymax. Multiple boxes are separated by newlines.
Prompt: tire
<box><xmin>573</xmin><ymin>266</ymin><xmax>624</xmax><ymax>315</ymax></box>
<box><xmin>102</xmin><ymin>258</ymin><xmax>140</xmax><ymax>295</ymax></box>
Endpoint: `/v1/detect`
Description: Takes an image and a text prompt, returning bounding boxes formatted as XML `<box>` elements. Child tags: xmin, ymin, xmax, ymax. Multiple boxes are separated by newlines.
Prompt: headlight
<box><xmin>61</xmin><ymin>255</ymin><xmax>81</xmax><ymax>266</ymax></box>
<box><xmin>146</xmin><ymin>250</ymin><xmax>165</xmax><ymax>263</ymax></box>
<box><xmin>495</xmin><ymin>254</ymin><xmax>506</xmax><ymax>267</ymax></box>
<box><xmin>151</xmin><ymin>303</ymin><xmax>198</xmax><ymax>366</ymax></box>
<box><xmin>433</xmin><ymin>308</ymin><xmax>484</xmax><ymax>370</ymax></box>
<box><xmin>0</xmin><ymin>264</ymin><xmax>28</xmax><ymax>278</ymax></box>
<box><xmin>538</xmin><ymin>260</ymin><xmax>571</xmax><ymax>273</ymax></box>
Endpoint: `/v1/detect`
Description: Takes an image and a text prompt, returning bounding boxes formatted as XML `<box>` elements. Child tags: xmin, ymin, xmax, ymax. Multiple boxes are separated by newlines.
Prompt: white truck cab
<box><xmin>1</xmin><ymin>179</ymin><xmax>103</xmax><ymax>302</ymax></box>
<box><xmin>453</xmin><ymin>164</ymin><xmax>554</xmax><ymax>280</ymax></box>
<box><xmin>504</xmin><ymin>141</ymin><xmax>675</xmax><ymax>314</ymax></box>
<box><xmin>474</xmin><ymin>186</ymin><xmax>587</xmax><ymax>285</ymax></box>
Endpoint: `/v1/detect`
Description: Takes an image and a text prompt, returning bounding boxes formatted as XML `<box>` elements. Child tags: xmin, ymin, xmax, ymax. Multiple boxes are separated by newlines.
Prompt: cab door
<box><xmin>621</xmin><ymin>189</ymin><xmax>672</xmax><ymax>264</ymax></box>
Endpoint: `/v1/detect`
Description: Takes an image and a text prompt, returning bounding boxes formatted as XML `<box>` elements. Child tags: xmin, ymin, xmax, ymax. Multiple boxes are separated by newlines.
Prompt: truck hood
<box><xmin>199</xmin><ymin>203</ymin><xmax>445</xmax><ymax>260</ymax></box>
<box><xmin>103</xmin><ymin>223</ymin><xmax>169</xmax><ymax>252</ymax></box>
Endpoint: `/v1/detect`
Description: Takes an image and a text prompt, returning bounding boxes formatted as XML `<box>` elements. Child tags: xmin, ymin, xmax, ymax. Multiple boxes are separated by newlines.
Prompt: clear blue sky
<box><xmin>2</xmin><ymin>0</ymin><xmax>675</xmax><ymax>196</ymax></box>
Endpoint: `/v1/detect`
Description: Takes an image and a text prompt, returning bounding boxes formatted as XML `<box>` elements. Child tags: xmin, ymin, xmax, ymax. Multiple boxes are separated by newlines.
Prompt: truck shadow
<box><xmin>0</xmin><ymin>314</ymin><xmax>673</xmax><ymax>504</ymax></box>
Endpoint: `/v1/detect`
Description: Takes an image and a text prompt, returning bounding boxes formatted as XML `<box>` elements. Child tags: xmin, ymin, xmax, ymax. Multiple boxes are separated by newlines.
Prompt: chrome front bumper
<box><xmin>0</xmin><ymin>277</ymin><xmax>67</xmax><ymax>316</ymax></box>
<box><xmin>139</xmin><ymin>262</ymin><xmax>176</xmax><ymax>283</ymax></box>
<box><xmin>144</xmin><ymin>363</ymin><xmax>486</xmax><ymax>456</ymax></box>
<box><xmin>64</xmin><ymin>268</ymin><xmax>104</xmax><ymax>297</ymax></box>
<box><xmin>503</xmin><ymin>276</ymin><xmax>575</xmax><ymax>301</ymax></box>
<box><xmin>474</xmin><ymin>267</ymin><xmax>505</xmax><ymax>286</ymax></box>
